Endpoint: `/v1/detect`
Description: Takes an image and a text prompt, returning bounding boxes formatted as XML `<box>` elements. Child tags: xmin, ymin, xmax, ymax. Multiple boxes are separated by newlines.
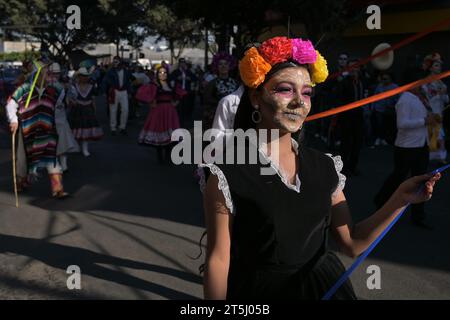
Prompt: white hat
<box><xmin>371</xmin><ymin>43</ymin><xmax>394</xmax><ymax>70</ymax></box>
<box><xmin>76</xmin><ymin>67</ymin><xmax>92</xmax><ymax>76</ymax></box>
<box><xmin>49</xmin><ymin>62</ymin><xmax>61</xmax><ymax>73</ymax></box>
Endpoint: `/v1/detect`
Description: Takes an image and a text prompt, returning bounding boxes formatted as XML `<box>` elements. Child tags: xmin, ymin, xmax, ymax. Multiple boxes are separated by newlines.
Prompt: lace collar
<box><xmin>256</xmin><ymin>138</ymin><xmax>301</xmax><ymax>193</ymax></box>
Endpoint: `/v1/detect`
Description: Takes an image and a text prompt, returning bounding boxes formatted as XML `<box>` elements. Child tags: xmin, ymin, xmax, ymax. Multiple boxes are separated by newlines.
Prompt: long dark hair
<box><xmin>154</xmin><ymin>66</ymin><xmax>173</xmax><ymax>91</ymax></box>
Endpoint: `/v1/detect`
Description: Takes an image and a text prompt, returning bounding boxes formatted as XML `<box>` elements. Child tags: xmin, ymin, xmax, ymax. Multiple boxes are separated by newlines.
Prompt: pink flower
<box><xmin>292</xmin><ymin>39</ymin><xmax>317</xmax><ymax>65</ymax></box>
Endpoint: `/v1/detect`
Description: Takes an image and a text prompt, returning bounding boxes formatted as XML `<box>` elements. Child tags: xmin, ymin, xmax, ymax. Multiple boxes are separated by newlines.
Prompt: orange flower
<box><xmin>239</xmin><ymin>47</ymin><xmax>272</xmax><ymax>88</ymax></box>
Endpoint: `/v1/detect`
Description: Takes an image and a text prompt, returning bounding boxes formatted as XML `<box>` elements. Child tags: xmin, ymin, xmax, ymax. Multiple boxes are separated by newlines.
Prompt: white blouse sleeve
<box><xmin>6</xmin><ymin>98</ymin><xmax>19</xmax><ymax>123</ymax></box>
<box><xmin>198</xmin><ymin>164</ymin><xmax>235</xmax><ymax>215</ymax></box>
<box><xmin>325</xmin><ymin>154</ymin><xmax>346</xmax><ymax>198</ymax></box>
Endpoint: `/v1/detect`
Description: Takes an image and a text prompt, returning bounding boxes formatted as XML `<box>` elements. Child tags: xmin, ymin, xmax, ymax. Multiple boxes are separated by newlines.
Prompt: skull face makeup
<box><xmin>251</xmin><ymin>66</ymin><xmax>313</xmax><ymax>133</ymax></box>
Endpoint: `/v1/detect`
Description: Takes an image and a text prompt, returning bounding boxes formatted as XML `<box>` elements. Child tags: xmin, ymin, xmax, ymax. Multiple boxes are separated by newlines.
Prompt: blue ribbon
<box><xmin>322</xmin><ymin>163</ymin><xmax>450</xmax><ymax>300</ymax></box>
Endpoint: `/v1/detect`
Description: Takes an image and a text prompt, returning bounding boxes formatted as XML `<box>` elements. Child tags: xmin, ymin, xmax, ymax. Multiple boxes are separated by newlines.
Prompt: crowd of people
<box><xmin>1</xmin><ymin>46</ymin><xmax>448</xmax><ymax>222</ymax></box>
<box><xmin>0</xmin><ymin>50</ymin><xmax>245</xmax><ymax>197</ymax></box>
<box><xmin>312</xmin><ymin>52</ymin><xmax>449</xmax><ymax>172</ymax></box>
<box><xmin>307</xmin><ymin>51</ymin><xmax>448</xmax><ymax>229</ymax></box>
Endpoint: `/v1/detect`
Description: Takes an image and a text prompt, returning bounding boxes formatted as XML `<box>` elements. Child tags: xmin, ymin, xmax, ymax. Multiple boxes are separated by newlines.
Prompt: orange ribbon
<box><xmin>327</xmin><ymin>17</ymin><xmax>450</xmax><ymax>81</ymax></box>
<box><xmin>305</xmin><ymin>70</ymin><xmax>450</xmax><ymax>122</ymax></box>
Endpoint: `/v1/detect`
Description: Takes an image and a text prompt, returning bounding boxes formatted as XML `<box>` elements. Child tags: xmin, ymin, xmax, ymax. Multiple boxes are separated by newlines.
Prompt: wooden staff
<box><xmin>12</xmin><ymin>130</ymin><xmax>19</xmax><ymax>208</ymax></box>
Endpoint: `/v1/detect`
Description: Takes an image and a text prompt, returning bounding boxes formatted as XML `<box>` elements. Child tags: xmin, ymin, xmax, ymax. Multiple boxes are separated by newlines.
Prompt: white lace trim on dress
<box><xmin>257</xmin><ymin>138</ymin><xmax>301</xmax><ymax>193</ymax></box>
<box><xmin>325</xmin><ymin>153</ymin><xmax>346</xmax><ymax>198</ymax></box>
<box><xmin>198</xmin><ymin>163</ymin><xmax>235</xmax><ymax>215</ymax></box>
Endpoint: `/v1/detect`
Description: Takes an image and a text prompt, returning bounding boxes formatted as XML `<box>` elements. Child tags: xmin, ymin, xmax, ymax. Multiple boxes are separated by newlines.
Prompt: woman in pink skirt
<box><xmin>138</xmin><ymin>66</ymin><xmax>181</xmax><ymax>164</ymax></box>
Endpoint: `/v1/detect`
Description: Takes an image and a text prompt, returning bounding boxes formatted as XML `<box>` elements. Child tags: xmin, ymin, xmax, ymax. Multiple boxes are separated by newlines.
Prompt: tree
<box><xmin>143</xmin><ymin>4</ymin><xmax>202</xmax><ymax>64</ymax></box>
<box><xmin>0</xmin><ymin>0</ymin><xmax>149</xmax><ymax>61</ymax></box>
<box><xmin>96</xmin><ymin>0</ymin><xmax>149</xmax><ymax>57</ymax></box>
<box><xmin>169</xmin><ymin>0</ymin><xmax>356</xmax><ymax>55</ymax></box>
<box><xmin>1</xmin><ymin>1</ymin><xmax>99</xmax><ymax>60</ymax></box>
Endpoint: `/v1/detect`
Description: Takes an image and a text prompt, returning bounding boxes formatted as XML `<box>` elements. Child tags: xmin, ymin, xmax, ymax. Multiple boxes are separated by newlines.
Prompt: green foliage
<box><xmin>142</xmin><ymin>4</ymin><xmax>202</xmax><ymax>63</ymax></box>
<box><xmin>0</xmin><ymin>51</ymin><xmax>40</xmax><ymax>61</ymax></box>
<box><xmin>0</xmin><ymin>0</ymin><xmax>149</xmax><ymax>59</ymax></box>
<box><xmin>0</xmin><ymin>0</ymin><xmax>353</xmax><ymax>63</ymax></box>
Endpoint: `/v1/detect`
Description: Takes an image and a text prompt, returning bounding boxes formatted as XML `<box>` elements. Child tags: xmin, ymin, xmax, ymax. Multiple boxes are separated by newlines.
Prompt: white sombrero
<box><xmin>371</xmin><ymin>43</ymin><xmax>394</xmax><ymax>70</ymax></box>
<box><xmin>48</xmin><ymin>62</ymin><xmax>61</xmax><ymax>73</ymax></box>
<box><xmin>76</xmin><ymin>67</ymin><xmax>93</xmax><ymax>76</ymax></box>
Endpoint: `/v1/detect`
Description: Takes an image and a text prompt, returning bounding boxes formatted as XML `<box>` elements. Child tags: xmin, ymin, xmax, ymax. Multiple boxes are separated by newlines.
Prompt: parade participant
<box><xmin>67</xmin><ymin>67</ymin><xmax>103</xmax><ymax>157</ymax></box>
<box><xmin>203</xmin><ymin>52</ymin><xmax>240</xmax><ymax>131</ymax></box>
<box><xmin>199</xmin><ymin>37</ymin><xmax>441</xmax><ymax>300</ymax></box>
<box><xmin>337</xmin><ymin>58</ymin><xmax>365</xmax><ymax>176</ymax></box>
<box><xmin>5</xmin><ymin>59</ymin><xmax>70</xmax><ymax>198</ymax></box>
<box><xmin>321</xmin><ymin>52</ymin><xmax>350</xmax><ymax>150</ymax></box>
<box><xmin>161</xmin><ymin>60</ymin><xmax>171</xmax><ymax>74</ymax></box>
<box><xmin>47</xmin><ymin>62</ymin><xmax>79</xmax><ymax>171</ymax></box>
<box><xmin>422</xmin><ymin>53</ymin><xmax>449</xmax><ymax>164</ymax></box>
<box><xmin>169</xmin><ymin>58</ymin><xmax>198</xmax><ymax>128</ymax></box>
<box><xmin>131</xmin><ymin>66</ymin><xmax>150</xmax><ymax>118</ymax></box>
<box><xmin>374</xmin><ymin>78</ymin><xmax>437</xmax><ymax>229</ymax></box>
<box><xmin>101</xmin><ymin>56</ymin><xmax>132</xmax><ymax>135</ymax></box>
<box><xmin>371</xmin><ymin>72</ymin><xmax>399</xmax><ymax>146</ymax></box>
<box><xmin>138</xmin><ymin>65</ymin><xmax>181</xmax><ymax>164</ymax></box>
<box><xmin>211</xmin><ymin>85</ymin><xmax>244</xmax><ymax>140</ymax></box>
<box><xmin>14</xmin><ymin>60</ymin><xmax>34</xmax><ymax>87</ymax></box>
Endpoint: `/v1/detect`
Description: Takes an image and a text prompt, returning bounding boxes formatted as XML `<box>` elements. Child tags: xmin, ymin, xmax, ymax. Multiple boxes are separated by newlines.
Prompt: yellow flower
<box><xmin>239</xmin><ymin>47</ymin><xmax>272</xmax><ymax>88</ymax></box>
<box><xmin>311</xmin><ymin>50</ymin><xmax>328</xmax><ymax>84</ymax></box>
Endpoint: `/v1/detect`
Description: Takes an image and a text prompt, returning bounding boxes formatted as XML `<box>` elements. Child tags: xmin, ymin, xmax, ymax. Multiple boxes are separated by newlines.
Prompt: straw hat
<box><xmin>371</xmin><ymin>43</ymin><xmax>394</xmax><ymax>70</ymax></box>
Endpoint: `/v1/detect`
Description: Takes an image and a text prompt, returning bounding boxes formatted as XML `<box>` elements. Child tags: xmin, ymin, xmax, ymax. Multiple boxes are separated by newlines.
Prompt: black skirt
<box><xmin>68</xmin><ymin>104</ymin><xmax>103</xmax><ymax>141</ymax></box>
<box><xmin>226</xmin><ymin>251</ymin><xmax>357</xmax><ymax>300</ymax></box>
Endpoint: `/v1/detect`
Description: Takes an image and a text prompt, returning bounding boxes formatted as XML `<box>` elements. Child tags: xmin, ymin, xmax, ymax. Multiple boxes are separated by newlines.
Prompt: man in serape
<box><xmin>5</xmin><ymin>59</ymin><xmax>69</xmax><ymax>199</ymax></box>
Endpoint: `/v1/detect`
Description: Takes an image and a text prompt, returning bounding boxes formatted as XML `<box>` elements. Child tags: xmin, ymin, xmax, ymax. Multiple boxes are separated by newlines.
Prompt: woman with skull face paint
<box><xmin>138</xmin><ymin>65</ymin><xmax>181</xmax><ymax>164</ymax></box>
<box><xmin>199</xmin><ymin>37</ymin><xmax>441</xmax><ymax>300</ymax></box>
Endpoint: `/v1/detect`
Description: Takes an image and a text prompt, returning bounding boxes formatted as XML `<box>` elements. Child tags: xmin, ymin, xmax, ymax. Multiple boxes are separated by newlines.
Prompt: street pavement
<box><xmin>0</xmin><ymin>97</ymin><xmax>449</xmax><ymax>300</ymax></box>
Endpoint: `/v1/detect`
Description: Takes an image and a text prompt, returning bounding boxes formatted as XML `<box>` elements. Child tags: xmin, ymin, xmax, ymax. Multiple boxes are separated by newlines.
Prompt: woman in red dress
<box><xmin>138</xmin><ymin>66</ymin><xmax>181</xmax><ymax>164</ymax></box>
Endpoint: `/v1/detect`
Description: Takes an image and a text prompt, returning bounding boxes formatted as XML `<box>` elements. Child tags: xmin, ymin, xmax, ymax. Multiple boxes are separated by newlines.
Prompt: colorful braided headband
<box><xmin>239</xmin><ymin>36</ymin><xmax>328</xmax><ymax>88</ymax></box>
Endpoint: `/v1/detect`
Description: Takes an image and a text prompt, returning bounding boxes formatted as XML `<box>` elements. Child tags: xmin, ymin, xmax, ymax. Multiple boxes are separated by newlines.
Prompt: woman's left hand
<box><xmin>392</xmin><ymin>173</ymin><xmax>442</xmax><ymax>206</ymax></box>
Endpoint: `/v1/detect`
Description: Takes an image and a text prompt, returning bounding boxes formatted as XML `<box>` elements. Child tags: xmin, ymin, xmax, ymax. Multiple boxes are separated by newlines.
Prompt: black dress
<box><xmin>201</xmin><ymin>140</ymin><xmax>357</xmax><ymax>300</ymax></box>
<box><xmin>68</xmin><ymin>83</ymin><xmax>103</xmax><ymax>141</ymax></box>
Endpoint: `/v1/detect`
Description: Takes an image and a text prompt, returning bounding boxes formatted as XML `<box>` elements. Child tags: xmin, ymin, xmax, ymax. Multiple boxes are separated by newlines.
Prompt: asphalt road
<box><xmin>0</xmin><ymin>97</ymin><xmax>449</xmax><ymax>300</ymax></box>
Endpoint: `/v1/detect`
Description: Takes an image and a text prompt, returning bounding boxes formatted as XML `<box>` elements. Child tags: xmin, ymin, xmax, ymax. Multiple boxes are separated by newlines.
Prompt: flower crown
<box><xmin>239</xmin><ymin>37</ymin><xmax>328</xmax><ymax>88</ymax></box>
